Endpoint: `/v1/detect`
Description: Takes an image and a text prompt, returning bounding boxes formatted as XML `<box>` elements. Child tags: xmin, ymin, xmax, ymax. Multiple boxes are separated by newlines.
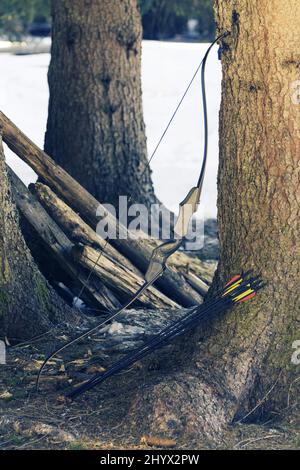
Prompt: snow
<box><xmin>0</xmin><ymin>52</ymin><xmax>50</xmax><ymax>184</ymax></box>
<box><xmin>0</xmin><ymin>40</ymin><xmax>221</xmax><ymax>218</ymax></box>
<box><xmin>143</xmin><ymin>41</ymin><xmax>221</xmax><ymax>218</ymax></box>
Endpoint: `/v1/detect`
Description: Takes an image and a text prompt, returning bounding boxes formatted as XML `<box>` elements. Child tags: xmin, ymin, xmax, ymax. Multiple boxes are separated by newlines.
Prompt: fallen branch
<box><xmin>8</xmin><ymin>166</ymin><xmax>120</xmax><ymax>312</ymax></box>
<box><xmin>30</xmin><ymin>182</ymin><xmax>141</xmax><ymax>277</ymax></box>
<box><xmin>72</xmin><ymin>244</ymin><xmax>179</xmax><ymax>309</ymax></box>
<box><xmin>0</xmin><ymin>110</ymin><xmax>203</xmax><ymax>307</ymax></box>
<box><xmin>10</xmin><ymin>168</ymin><xmax>178</xmax><ymax>311</ymax></box>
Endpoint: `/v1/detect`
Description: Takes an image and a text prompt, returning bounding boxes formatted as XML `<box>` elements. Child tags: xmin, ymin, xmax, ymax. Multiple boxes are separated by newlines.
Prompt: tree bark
<box><xmin>212</xmin><ymin>0</ymin><xmax>300</xmax><ymax>416</ymax></box>
<box><xmin>45</xmin><ymin>0</ymin><xmax>156</xmax><ymax>209</ymax></box>
<box><xmin>110</xmin><ymin>0</ymin><xmax>300</xmax><ymax>442</ymax></box>
<box><xmin>0</xmin><ymin>134</ymin><xmax>78</xmax><ymax>342</ymax></box>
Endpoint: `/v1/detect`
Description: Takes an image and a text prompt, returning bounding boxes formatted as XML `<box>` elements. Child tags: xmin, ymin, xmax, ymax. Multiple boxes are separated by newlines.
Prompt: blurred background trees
<box><xmin>0</xmin><ymin>0</ymin><xmax>214</xmax><ymax>41</ymax></box>
<box><xmin>139</xmin><ymin>0</ymin><xmax>215</xmax><ymax>40</ymax></box>
<box><xmin>0</xmin><ymin>0</ymin><xmax>50</xmax><ymax>38</ymax></box>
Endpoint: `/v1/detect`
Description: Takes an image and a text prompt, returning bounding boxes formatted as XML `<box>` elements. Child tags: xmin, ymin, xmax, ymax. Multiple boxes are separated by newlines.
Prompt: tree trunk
<box><xmin>0</xmin><ymin>134</ymin><xmax>78</xmax><ymax>342</ymax></box>
<box><xmin>112</xmin><ymin>0</ymin><xmax>300</xmax><ymax>442</ymax></box>
<box><xmin>212</xmin><ymin>0</ymin><xmax>300</xmax><ymax>416</ymax></box>
<box><xmin>45</xmin><ymin>0</ymin><xmax>156</xmax><ymax>209</ymax></box>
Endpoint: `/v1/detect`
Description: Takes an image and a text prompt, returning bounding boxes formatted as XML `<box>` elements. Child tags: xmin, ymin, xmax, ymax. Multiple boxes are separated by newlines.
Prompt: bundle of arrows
<box><xmin>66</xmin><ymin>271</ymin><xmax>264</xmax><ymax>400</ymax></box>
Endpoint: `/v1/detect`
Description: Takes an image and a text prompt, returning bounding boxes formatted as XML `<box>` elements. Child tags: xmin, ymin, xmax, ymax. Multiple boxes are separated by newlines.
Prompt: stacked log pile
<box><xmin>0</xmin><ymin>111</ymin><xmax>214</xmax><ymax>318</ymax></box>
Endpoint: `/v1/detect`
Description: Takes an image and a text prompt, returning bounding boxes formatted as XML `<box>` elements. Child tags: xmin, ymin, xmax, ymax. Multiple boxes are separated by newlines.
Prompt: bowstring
<box><xmin>68</xmin><ymin>54</ymin><xmax>207</xmax><ymax>321</ymax></box>
<box><xmin>16</xmin><ymin>40</ymin><xmax>221</xmax><ymax>350</ymax></box>
<box><xmin>77</xmin><ymin>34</ymin><xmax>227</xmax><ymax>318</ymax></box>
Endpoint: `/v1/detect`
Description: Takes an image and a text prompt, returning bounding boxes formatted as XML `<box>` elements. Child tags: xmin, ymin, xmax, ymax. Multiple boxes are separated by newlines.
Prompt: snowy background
<box><xmin>0</xmin><ymin>41</ymin><xmax>221</xmax><ymax>218</ymax></box>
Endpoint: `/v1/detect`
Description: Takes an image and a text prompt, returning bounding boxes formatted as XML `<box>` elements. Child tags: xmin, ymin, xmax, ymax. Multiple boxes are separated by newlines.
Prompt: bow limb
<box><xmin>36</xmin><ymin>32</ymin><xmax>229</xmax><ymax>392</ymax></box>
<box><xmin>35</xmin><ymin>270</ymin><xmax>164</xmax><ymax>391</ymax></box>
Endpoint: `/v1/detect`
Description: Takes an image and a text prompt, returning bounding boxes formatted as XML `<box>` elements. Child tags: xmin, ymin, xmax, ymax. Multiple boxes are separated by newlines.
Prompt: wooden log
<box><xmin>8</xmin><ymin>166</ymin><xmax>121</xmax><ymax>312</ymax></box>
<box><xmin>0</xmin><ymin>111</ymin><xmax>202</xmax><ymax>307</ymax></box>
<box><xmin>30</xmin><ymin>182</ymin><xmax>141</xmax><ymax>277</ymax></box>
<box><xmin>72</xmin><ymin>244</ymin><xmax>179</xmax><ymax>309</ymax></box>
<box><xmin>167</xmin><ymin>251</ymin><xmax>215</xmax><ymax>286</ymax></box>
<box><xmin>31</xmin><ymin>183</ymin><xmax>178</xmax><ymax>308</ymax></box>
<box><xmin>182</xmin><ymin>271</ymin><xmax>209</xmax><ymax>297</ymax></box>
<box><xmin>9</xmin><ymin>168</ymin><xmax>178</xmax><ymax>311</ymax></box>
<box><xmin>33</xmin><ymin>181</ymin><xmax>212</xmax><ymax>305</ymax></box>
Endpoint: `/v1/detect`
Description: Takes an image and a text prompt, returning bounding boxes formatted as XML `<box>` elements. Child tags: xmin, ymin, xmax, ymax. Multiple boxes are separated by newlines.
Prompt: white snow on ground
<box><xmin>0</xmin><ymin>41</ymin><xmax>221</xmax><ymax>218</ymax></box>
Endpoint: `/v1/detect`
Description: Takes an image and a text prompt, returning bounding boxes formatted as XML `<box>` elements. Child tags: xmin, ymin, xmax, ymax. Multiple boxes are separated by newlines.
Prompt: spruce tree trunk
<box><xmin>0</xmin><ymin>134</ymin><xmax>77</xmax><ymax>342</ymax></box>
<box><xmin>213</xmin><ymin>0</ymin><xmax>300</xmax><ymax>416</ymax></box>
<box><xmin>45</xmin><ymin>0</ymin><xmax>156</xmax><ymax>209</ymax></box>
<box><xmin>116</xmin><ymin>0</ymin><xmax>300</xmax><ymax>441</ymax></box>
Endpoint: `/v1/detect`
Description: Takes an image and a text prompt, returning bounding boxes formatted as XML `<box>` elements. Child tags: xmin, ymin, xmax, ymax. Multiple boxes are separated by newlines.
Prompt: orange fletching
<box><xmin>225</xmin><ymin>275</ymin><xmax>241</xmax><ymax>288</ymax></box>
<box><xmin>238</xmin><ymin>292</ymin><xmax>256</xmax><ymax>303</ymax></box>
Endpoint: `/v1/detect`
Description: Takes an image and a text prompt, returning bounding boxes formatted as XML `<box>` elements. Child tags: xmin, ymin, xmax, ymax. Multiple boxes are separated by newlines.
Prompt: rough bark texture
<box><xmin>0</xmin><ymin>135</ymin><xmax>78</xmax><ymax>341</ymax></box>
<box><xmin>113</xmin><ymin>0</ymin><xmax>299</xmax><ymax>441</ymax></box>
<box><xmin>45</xmin><ymin>0</ymin><xmax>156</xmax><ymax>209</ymax></box>
<box><xmin>212</xmin><ymin>0</ymin><xmax>300</xmax><ymax>416</ymax></box>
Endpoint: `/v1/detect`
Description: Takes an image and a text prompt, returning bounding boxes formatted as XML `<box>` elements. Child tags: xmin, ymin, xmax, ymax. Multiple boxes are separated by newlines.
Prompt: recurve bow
<box><xmin>36</xmin><ymin>32</ymin><xmax>229</xmax><ymax>391</ymax></box>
